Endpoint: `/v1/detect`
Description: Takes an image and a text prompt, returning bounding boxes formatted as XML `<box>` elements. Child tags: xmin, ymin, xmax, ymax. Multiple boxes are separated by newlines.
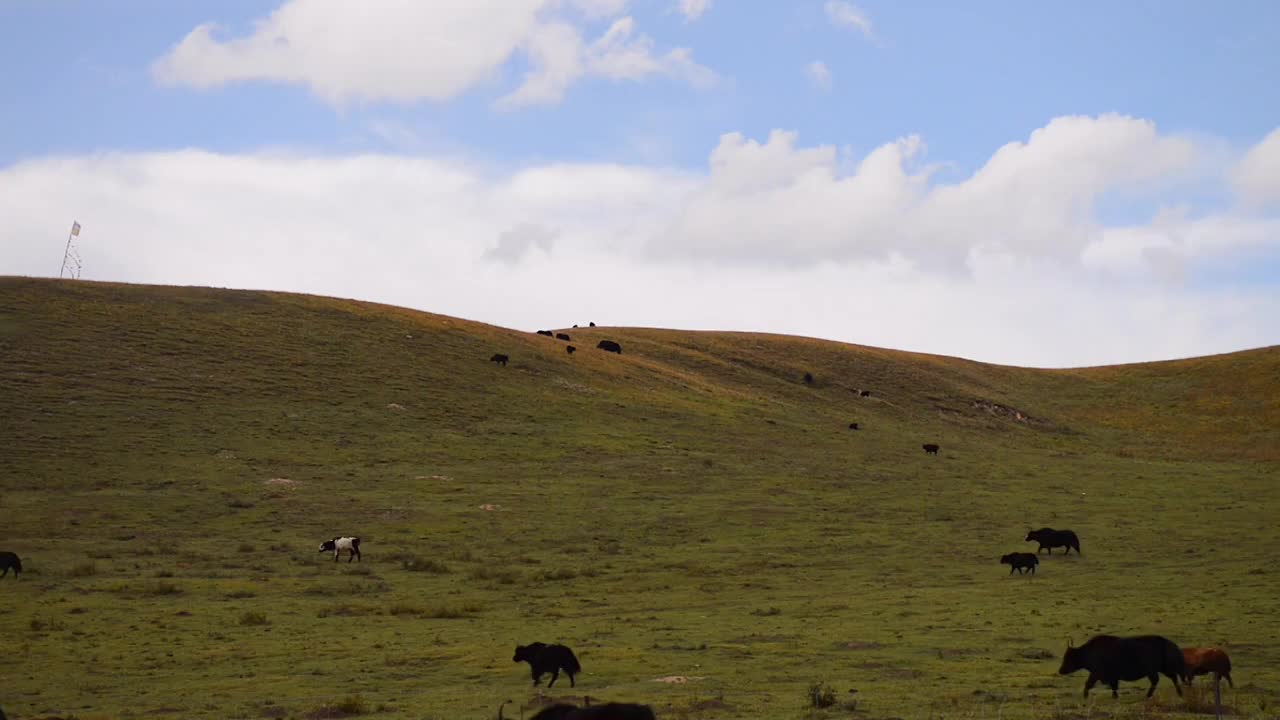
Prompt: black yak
<box><xmin>514</xmin><ymin>642</ymin><xmax>581</xmax><ymax>688</ymax></box>
<box><xmin>922</xmin><ymin>443</ymin><xmax>940</xmax><ymax>455</ymax></box>
<box><xmin>0</xmin><ymin>551</ymin><xmax>22</xmax><ymax>579</ymax></box>
<box><xmin>531</xmin><ymin>703</ymin><xmax>654</xmax><ymax>720</ymax></box>
<box><xmin>596</xmin><ymin>340</ymin><xmax>622</xmax><ymax>354</ymax></box>
<box><xmin>490</xmin><ymin>353</ymin><xmax>509</xmax><ymax>366</ymax></box>
<box><xmin>1000</xmin><ymin>552</ymin><xmax>1039</xmax><ymax>575</ymax></box>
<box><xmin>860</xmin><ymin>390</ymin><xmax>872</xmax><ymax>397</ymax></box>
<box><xmin>1025</xmin><ymin>527</ymin><xmax>1080</xmax><ymax>555</ymax></box>
<box><xmin>318</xmin><ymin>536</ymin><xmax>361</xmax><ymax>562</ymax></box>
<box><xmin>1182</xmin><ymin>647</ymin><xmax>1233</xmax><ymax>687</ymax></box>
<box><xmin>556</xmin><ymin>333</ymin><xmax>571</xmax><ymax>341</ymax></box>
<box><xmin>567</xmin><ymin>345</ymin><xmax>577</xmax><ymax>355</ymax></box>
<box><xmin>848</xmin><ymin>422</ymin><xmax>859</xmax><ymax>430</ymax></box>
<box><xmin>1058</xmin><ymin>635</ymin><xmax>1185</xmax><ymax>698</ymax></box>
<box><xmin>537</xmin><ymin>330</ymin><xmax>554</xmax><ymax>337</ymax></box>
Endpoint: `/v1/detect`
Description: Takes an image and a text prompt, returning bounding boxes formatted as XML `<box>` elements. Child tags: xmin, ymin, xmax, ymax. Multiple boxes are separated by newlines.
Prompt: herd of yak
<box><xmin>995</xmin><ymin>530</ymin><xmax>1235</xmax><ymax>699</ymax></box>
<box><xmin>0</xmin><ymin>327</ymin><xmax>1242</xmax><ymax>720</ymax></box>
<box><xmin>476</xmin><ymin>328</ymin><xmax>1239</xmax><ymax>717</ymax></box>
<box><xmin>501</xmin><ymin>635</ymin><xmax>1235</xmax><ymax>719</ymax></box>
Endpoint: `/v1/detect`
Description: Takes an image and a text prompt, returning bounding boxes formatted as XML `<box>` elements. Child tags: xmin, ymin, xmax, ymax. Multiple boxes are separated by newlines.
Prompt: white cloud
<box><xmin>806</xmin><ymin>61</ymin><xmax>832</xmax><ymax>90</ymax></box>
<box><xmin>677</xmin><ymin>0</ymin><xmax>711</xmax><ymax>22</ymax></box>
<box><xmin>568</xmin><ymin>0</ymin><xmax>630</xmax><ymax>18</ymax></box>
<box><xmin>1232</xmin><ymin>128</ymin><xmax>1280</xmax><ymax>207</ymax></box>
<box><xmin>824</xmin><ymin>1</ymin><xmax>872</xmax><ymax>37</ymax></box>
<box><xmin>3</xmin><ymin>117</ymin><xmax>1278</xmax><ymax>367</ymax></box>
<box><xmin>153</xmin><ymin>0</ymin><xmax>713</xmax><ymax>108</ymax></box>
<box><xmin>498</xmin><ymin>16</ymin><xmax>715</xmax><ymax>109</ymax></box>
<box><xmin>655</xmin><ymin>115</ymin><xmax>1201</xmax><ymax>269</ymax></box>
<box><xmin>484</xmin><ymin>223</ymin><xmax>560</xmax><ymax>264</ymax></box>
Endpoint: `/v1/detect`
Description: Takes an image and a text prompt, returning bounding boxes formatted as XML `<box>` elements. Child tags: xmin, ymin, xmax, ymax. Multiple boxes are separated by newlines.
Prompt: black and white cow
<box><xmin>319</xmin><ymin>536</ymin><xmax>361</xmax><ymax>562</ymax></box>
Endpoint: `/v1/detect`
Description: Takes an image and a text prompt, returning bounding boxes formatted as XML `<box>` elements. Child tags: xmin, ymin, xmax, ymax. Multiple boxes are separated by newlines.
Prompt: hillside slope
<box><xmin>1</xmin><ymin>277</ymin><xmax>1278</xmax><ymax>720</ymax></box>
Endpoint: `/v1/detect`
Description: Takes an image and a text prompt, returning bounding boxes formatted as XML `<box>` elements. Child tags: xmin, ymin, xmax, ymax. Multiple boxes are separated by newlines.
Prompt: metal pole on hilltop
<box><xmin>59</xmin><ymin>220</ymin><xmax>82</xmax><ymax>279</ymax></box>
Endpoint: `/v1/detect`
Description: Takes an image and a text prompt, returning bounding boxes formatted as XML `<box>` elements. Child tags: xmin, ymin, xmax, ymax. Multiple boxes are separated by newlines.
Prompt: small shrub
<box><xmin>227</xmin><ymin>498</ymin><xmax>254</xmax><ymax>509</ymax></box>
<box><xmin>226</xmin><ymin>589</ymin><xmax>257</xmax><ymax>599</ymax></box>
<box><xmin>144</xmin><ymin>581</ymin><xmax>182</xmax><ymax>596</ymax></box>
<box><xmin>30</xmin><ymin>617</ymin><xmax>67</xmax><ymax>632</ymax></box>
<box><xmin>537</xmin><ymin>567</ymin><xmax>578</xmax><ymax>582</ymax></box>
<box><xmin>751</xmin><ymin>606</ymin><xmax>782</xmax><ymax>617</ymax></box>
<box><xmin>305</xmin><ymin>694</ymin><xmax>368</xmax><ymax>719</ymax></box>
<box><xmin>317</xmin><ymin>603</ymin><xmax>380</xmax><ymax>618</ymax></box>
<box><xmin>399</xmin><ymin>556</ymin><xmax>450</xmax><ymax>574</ymax></box>
<box><xmin>803</xmin><ymin>372</ymin><xmax>814</xmax><ymax>385</ymax></box>
<box><xmin>387</xmin><ymin>603</ymin><xmax>426</xmax><ymax>617</ymax></box>
<box><xmin>422</xmin><ymin>603</ymin><xmax>481</xmax><ymax>619</ymax></box>
<box><xmin>68</xmin><ymin>561</ymin><xmax>97</xmax><ymax>577</ymax></box>
<box><xmin>238</xmin><ymin>543</ymin><xmax>255</xmax><ymax>553</ymax></box>
<box><xmin>86</xmin><ymin>549</ymin><xmax>113</xmax><ymax>559</ymax></box>
<box><xmin>469</xmin><ymin>566</ymin><xmax>520</xmax><ymax>584</ymax></box>
<box><xmin>154</xmin><ymin>569</ymin><xmax>174</xmax><ymax>578</ymax></box>
<box><xmin>240</xmin><ymin>611</ymin><xmax>270</xmax><ymax>626</ymax></box>
<box><xmin>806</xmin><ymin>681</ymin><xmax>836</xmax><ymax>709</ymax></box>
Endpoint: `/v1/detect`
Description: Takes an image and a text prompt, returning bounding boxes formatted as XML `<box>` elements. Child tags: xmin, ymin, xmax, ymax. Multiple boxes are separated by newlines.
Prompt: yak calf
<box><xmin>1000</xmin><ymin>552</ymin><xmax>1039</xmax><ymax>575</ymax></box>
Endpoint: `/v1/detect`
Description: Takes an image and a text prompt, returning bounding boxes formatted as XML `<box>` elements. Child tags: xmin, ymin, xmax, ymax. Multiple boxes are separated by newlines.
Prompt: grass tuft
<box><xmin>239</xmin><ymin>611</ymin><xmax>270</xmax><ymax>626</ymax></box>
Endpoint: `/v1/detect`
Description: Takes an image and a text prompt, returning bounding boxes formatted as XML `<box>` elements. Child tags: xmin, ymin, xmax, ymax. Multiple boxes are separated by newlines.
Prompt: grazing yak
<box><xmin>1182</xmin><ymin>647</ymin><xmax>1233</xmax><ymax>687</ymax></box>
<box><xmin>1025</xmin><ymin>527</ymin><xmax>1081</xmax><ymax>555</ymax></box>
<box><xmin>1000</xmin><ymin>552</ymin><xmax>1039</xmax><ymax>575</ymax></box>
<box><xmin>860</xmin><ymin>390</ymin><xmax>872</xmax><ymax>397</ymax></box>
<box><xmin>1058</xmin><ymin>635</ymin><xmax>1185</xmax><ymax>698</ymax></box>
<box><xmin>848</xmin><ymin>422</ymin><xmax>859</xmax><ymax>430</ymax></box>
<box><xmin>514</xmin><ymin>642</ymin><xmax>581</xmax><ymax>688</ymax></box>
<box><xmin>0</xmin><ymin>551</ymin><xmax>21</xmax><ymax>579</ymax></box>
<box><xmin>537</xmin><ymin>330</ymin><xmax>554</xmax><ymax>337</ymax></box>
<box><xmin>589</xmin><ymin>322</ymin><xmax>596</xmax><ymax>327</ymax></box>
<box><xmin>597</xmin><ymin>340</ymin><xmax>622</xmax><ymax>354</ymax></box>
<box><xmin>922</xmin><ymin>443</ymin><xmax>940</xmax><ymax>455</ymax></box>
<box><xmin>566</xmin><ymin>345</ymin><xmax>576</xmax><ymax>355</ymax></box>
<box><xmin>530</xmin><ymin>702</ymin><xmax>655</xmax><ymax>720</ymax></box>
<box><xmin>556</xmin><ymin>333</ymin><xmax>571</xmax><ymax>341</ymax></box>
<box><xmin>490</xmin><ymin>353</ymin><xmax>509</xmax><ymax>366</ymax></box>
<box><xmin>319</xmin><ymin>536</ymin><xmax>361</xmax><ymax>562</ymax></box>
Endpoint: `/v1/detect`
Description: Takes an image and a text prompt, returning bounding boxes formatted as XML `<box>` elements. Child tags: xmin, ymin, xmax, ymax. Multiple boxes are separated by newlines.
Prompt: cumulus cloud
<box><xmin>484</xmin><ymin>223</ymin><xmax>560</xmax><ymax>264</ymax></box>
<box><xmin>153</xmin><ymin>0</ymin><xmax>713</xmax><ymax>107</ymax></box>
<box><xmin>677</xmin><ymin>0</ymin><xmax>711</xmax><ymax>22</ymax></box>
<box><xmin>806</xmin><ymin>61</ymin><xmax>832</xmax><ymax>90</ymax></box>
<box><xmin>1232</xmin><ymin>128</ymin><xmax>1280</xmax><ymax>207</ymax></box>
<box><xmin>655</xmin><ymin>115</ymin><xmax>1201</xmax><ymax>269</ymax></box>
<box><xmin>825</xmin><ymin>1</ymin><xmax>872</xmax><ymax>37</ymax></box>
<box><xmin>497</xmin><ymin>16</ymin><xmax>715</xmax><ymax>108</ymax></box>
<box><xmin>2</xmin><ymin>117</ymin><xmax>1278</xmax><ymax>367</ymax></box>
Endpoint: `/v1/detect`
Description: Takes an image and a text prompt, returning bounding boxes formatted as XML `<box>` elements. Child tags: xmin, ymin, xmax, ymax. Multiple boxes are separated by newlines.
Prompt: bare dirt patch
<box><xmin>653</xmin><ymin>675</ymin><xmax>707</xmax><ymax>684</ymax></box>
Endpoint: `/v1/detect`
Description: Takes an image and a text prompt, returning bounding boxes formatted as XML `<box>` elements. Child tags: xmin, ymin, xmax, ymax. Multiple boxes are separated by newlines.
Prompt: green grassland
<box><xmin>1</xmin><ymin>276</ymin><xmax>1277</xmax><ymax>720</ymax></box>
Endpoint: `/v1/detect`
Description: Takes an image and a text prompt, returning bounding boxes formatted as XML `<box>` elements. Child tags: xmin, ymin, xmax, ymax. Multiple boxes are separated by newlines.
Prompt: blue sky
<box><xmin>2</xmin><ymin>1</ymin><xmax>1278</xmax><ymax>366</ymax></box>
<box><xmin>6</xmin><ymin>2</ymin><xmax>1277</xmax><ymax>168</ymax></box>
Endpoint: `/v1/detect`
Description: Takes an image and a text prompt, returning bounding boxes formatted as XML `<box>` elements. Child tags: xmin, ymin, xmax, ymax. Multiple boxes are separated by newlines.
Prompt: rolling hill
<box><xmin>1</xmin><ymin>276</ymin><xmax>1277</xmax><ymax>720</ymax></box>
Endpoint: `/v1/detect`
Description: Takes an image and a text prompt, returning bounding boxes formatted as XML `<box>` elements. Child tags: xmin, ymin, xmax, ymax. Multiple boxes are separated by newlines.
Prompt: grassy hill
<box><xmin>1</xmin><ymin>276</ymin><xmax>1277</xmax><ymax>720</ymax></box>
